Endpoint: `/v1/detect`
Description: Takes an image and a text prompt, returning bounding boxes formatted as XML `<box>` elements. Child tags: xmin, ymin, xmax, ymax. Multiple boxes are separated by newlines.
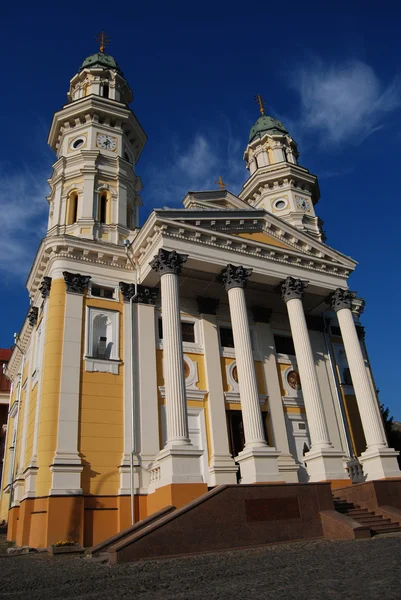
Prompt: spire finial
<box><xmin>95</xmin><ymin>31</ymin><xmax>111</xmax><ymax>53</ymax></box>
<box><xmin>215</xmin><ymin>176</ymin><xmax>227</xmax><ymax>190</ymax></box>
<box><xmin>255</xmin><ymin>93</ymin><xmax>265</xmax><ymax>116</ymax></box>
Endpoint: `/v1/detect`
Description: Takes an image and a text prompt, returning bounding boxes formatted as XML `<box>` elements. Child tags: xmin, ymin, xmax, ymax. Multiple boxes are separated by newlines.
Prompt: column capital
<box><xmin>219</xmin><ymin>264</ymin><xmax>252</xmax><ymax>291</ymax></box>
<box><xmin>119</xmin><ymin>282</ymin><xmax>158</xmax><ymax>305</ymax></box>
<box><xmin>150</xmin><ymin>249</ymin><xmax>188</xmax><ymax>276</ymax></box>
<box><xmin>28</xmin><ymin>306</ymin><xmax>38</xmax><ymax>327</ymax></box>
<box><xmin>329</xmin><ymin>288</ymin><xmax>356</xmax><ymax>312</ymax></box>
<box><xmin>63</xmin><ymin>272</ymin><xmax>91</xmax><ymax>295</ymax></box>
<box><xmin>197</xmin><ymin>296</ymin><xmax>220</xmax><ymax>315</ymax></box>
<box><xmin>133</xmin><ymin>285</ymin><xmax>159</xmax><ymax>305</ymax></box>
<box><xmin>39</xmin><ymin>276</ymin><xmax>52</xmax><ymax>299</ymax></box>
<box><xmin>281</xmin><ymin>277</ymin><xmax>308</xmax><ymax>303</ymax></box>
<box><xmin>352</xmin><ymin>297</ymin><xmax>365</xmax><ymax>317</ymax></box>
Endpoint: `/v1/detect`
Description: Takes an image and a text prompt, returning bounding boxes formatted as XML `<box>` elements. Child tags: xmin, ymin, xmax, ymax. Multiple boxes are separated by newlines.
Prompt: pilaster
<box><xmin>198</xmin><ymin>302</ymin><xmax>238</xmax><ymax>485</ymax></box>
<box><xmin>50</xmin><ymin>273</ymin><xmax>89</xmax><ymax>495</ymax></box>
<box><xmin>252</xmin><ymin>311</ymin><xmax>299</xmax><ymax>482</ymax></box>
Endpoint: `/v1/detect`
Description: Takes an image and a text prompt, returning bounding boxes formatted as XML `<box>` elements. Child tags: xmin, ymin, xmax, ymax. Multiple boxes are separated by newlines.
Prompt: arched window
<box><xmin>67</xmin><ymin>192</ymin><xmax>79</xmax><ymax>225</ymax></box>
<box><xmin>99</xmin><ymin>192</ymin><xmax>109</xmax><ymax>224</ymax></box>
<box><xmin>92</xmin><ymin>313</ymin><xmax>112</xmax><ymax>359</ymax></box>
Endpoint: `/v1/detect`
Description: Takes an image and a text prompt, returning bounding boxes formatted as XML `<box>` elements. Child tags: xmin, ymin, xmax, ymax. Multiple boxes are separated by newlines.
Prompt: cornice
<box><xmin>26</xmin><ymin>235</ymin><xmax>133</xmax><ymax>299</ymax></box>
<box><xmin>133</xmin><ymin>216</ymin><xmax>354</xmax><ymax>279</ymax></box>
<box><xmin>239</xmin><ymin>162</ymin><xmax>319</xmax><ymax>204</ymax></box>
<box><xmin>144</xmin><ymin>210</ymin><xmax>356</xmax><ymax>269</ymax></box>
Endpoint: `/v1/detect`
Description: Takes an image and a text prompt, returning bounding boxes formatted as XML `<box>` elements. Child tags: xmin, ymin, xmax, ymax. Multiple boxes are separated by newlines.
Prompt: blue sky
<box><xmin>1</xmin><ymin>1</ymin><xmax>400</xmax><ymax>419</ymax></box>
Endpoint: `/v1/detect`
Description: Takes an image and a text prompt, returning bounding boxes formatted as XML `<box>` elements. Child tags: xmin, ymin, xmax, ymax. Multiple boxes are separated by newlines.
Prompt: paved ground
<box><xmin>0</xmin><ymin>534</ymin><xmax>400</xmax><ymax>599</ymax></box>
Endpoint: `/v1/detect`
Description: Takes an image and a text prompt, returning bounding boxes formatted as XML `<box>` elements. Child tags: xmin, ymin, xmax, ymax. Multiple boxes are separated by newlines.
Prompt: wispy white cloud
<box><xmin>143</xmin><ymin>130</ymin><xmax>248</xmax><ymax>210</ymax></box>
<box><xmin>290</xmin><ymin>59</ymin><xmax>401</xmax><ymax>145</ymax></box>
<box><xmin>0</xmin><ymin>166</ymin><xmax>48</xmax><ymax>280</ymax></box>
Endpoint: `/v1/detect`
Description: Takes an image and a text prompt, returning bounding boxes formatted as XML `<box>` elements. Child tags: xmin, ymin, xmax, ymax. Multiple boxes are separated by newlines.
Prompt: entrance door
<box><xmin>227</xmin><ymin>410</ymin><xmax>245</xmax><ymax>458</ymax></box>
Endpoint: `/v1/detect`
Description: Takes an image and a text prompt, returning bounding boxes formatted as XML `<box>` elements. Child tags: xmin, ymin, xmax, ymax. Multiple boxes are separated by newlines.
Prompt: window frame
<box><xmin>87</xmin><ymin>280</ymin><xmax>119</xmax><ymax>303</ymax></box>
<box><xmin>84</xmin><ymin>306</ymin><xmax>121</xmax><ymax>374</ymax></box>
<box><xmin>155</xmin><ymin>311</ymin><xmax>203</xmax><ymax>354</ymax></box>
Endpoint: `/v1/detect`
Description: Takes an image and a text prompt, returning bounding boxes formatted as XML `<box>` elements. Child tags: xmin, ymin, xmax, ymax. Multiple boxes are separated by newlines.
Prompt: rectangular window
<box><xmin>274</xmin><ymin>335</ymin><xmax>295</xmax><ymax>356</ymax></box>
<box><xmin>181</xmin><ymin>322</ymin><xmax>195</xmax><ymax>343</ymax></box>
<box><xmin>219</xmin><ymin>327</ymin><xmax>234</xmax><ymax>348</ymax></box>
<box><xmin>158</xmin><ymin>318</ymin><xmax>195</xmax><ymax>344</ymax></box>
<box><xmin>91</xmin><ymin>284</ymin><xmax>115</xmax><ymax>299</ymax></box>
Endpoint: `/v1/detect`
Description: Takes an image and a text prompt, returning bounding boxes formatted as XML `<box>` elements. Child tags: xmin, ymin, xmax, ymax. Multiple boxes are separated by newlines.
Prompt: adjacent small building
<box><xmin>1</xmin><ymin>47</ymin><xmax>399</xmax><ymax>550</ymax></box>
<box><xmin>0</xmin><ymin>349</ymin><xmax>12</xmax><ymax>486</ymax></box>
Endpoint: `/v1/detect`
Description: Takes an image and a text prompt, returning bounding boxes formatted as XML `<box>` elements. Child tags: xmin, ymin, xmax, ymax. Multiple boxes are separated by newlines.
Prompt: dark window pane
<box><xmin>181</xmin><ymin>322</ymin><xmax>195</xmax><ymax>343</ymax></box>
<box><xmin>91</xmin><ymin>285</ymin><xmax>114</xmax><ymax>299</ymax></box>
<box><xmin>343</xmin><ymin>367</ymin><xmax>353</xmax><ymax>385</ymax></box>
<box><xmin>220</xmin><ymin>327</ymin><xmax>234</xmax><ymax>348</ymax></box>
<box><xmin>158</xmin><ymin>318</ymin><xmax>163</xmax><ymax>340</ymax></box>
<box><xmin>274</xmin><ymin>335</ymin><xmax>295</xmax><ymax>355</ymax></box>
<box><xmin>331</xmin><ymin>326</ymin><xmax>342</xmax><ymax>336</ymax></box>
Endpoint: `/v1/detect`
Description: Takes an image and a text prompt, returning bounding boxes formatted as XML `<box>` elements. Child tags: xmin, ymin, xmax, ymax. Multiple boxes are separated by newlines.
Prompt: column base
<box><xmin>50</xmin><ymin>464</ymin><xmax>83</xmax><ymax>495</ymax></box>
<box><xmin>277</xmin><ymin>454</ymin><xmax>300</xmax><ymax>483</ymax></box>
<box><xmin>208</xmin><ymin>454</ymin><xmax>239</xmax><ymax>485</ymax></box>
<box><xmin>154</xmin><ymin>446</ymin><xmax>205</xmax><ymax>488</ymax></box>
<box><xmin>359</xmin><ymin>446</ymin><xmax>401</xmax><ymax>481</ymax></box>
<box><xmin>304</xmin><ymin>447</ymin><xmax>349</xmax><ymax>482</ymax></box>
<box><xmin>236</xmin><ymin>446</ymin><xmax>281</xmax><ymax>483</ymax></box>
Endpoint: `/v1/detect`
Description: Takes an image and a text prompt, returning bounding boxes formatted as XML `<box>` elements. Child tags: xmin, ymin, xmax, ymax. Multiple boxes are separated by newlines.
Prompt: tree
<box><xmin>380</xmin><ymin>403</ymin><xmax>401</xmax><ymax>468</ymax></box>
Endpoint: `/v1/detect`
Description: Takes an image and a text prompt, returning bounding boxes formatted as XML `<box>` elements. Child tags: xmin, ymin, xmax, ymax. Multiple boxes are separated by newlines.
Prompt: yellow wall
<box><xmin>35</xmin><ymin>279</ymin><xmax>66</xmax><ymax>496</ymax></box>
<box><xmin>79</xmin><ymin>296</ymin><xmax>124</xmax><ymax>496</ymax></box>
<box><xmin>235</xmin><ymin>231</ymin><xmax>289</xmax><ymax>249</ymax></box>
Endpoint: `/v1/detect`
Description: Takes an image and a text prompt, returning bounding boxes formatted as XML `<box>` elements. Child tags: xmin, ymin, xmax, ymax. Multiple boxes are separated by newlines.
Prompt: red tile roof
<box><xmin>0</xmin><ymin>348</ymin><xmax>12</xmax><ymax>361</ymax></box>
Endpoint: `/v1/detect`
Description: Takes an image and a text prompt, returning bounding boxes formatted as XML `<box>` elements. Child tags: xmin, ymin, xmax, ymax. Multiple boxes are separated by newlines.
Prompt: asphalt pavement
<box><xmin>0</xmin><ymin>535</ymin><xmax>400</xmax><ymax>599</ymax></box>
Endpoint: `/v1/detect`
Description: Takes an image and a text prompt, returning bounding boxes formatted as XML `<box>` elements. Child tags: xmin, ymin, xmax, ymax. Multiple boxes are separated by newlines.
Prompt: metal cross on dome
<box><xmin>215</xmin><ymin>176</ymin><xmax>227</xmax><ymax>190</ymax></box>
<box><xmin>255</xmin><ymin>93</ymin><xmax>266</xmax><ymax>115</ymax></box>
<box><xmin>95</xmin><ymin>31</ymin><xmax>111</xmax><ymax>53</ymax></box>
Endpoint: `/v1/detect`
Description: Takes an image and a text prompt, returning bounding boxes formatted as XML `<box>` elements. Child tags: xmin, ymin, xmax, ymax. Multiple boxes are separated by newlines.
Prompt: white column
<box><xmin>281</xmin><ymin>277</ymin><xmax>348</xmax><ymax>482</ymax></box>
<box><xmin>150</xmin><ymin>249</ymin><xmax>203</xmax><ymax>487</ymax></box>
<box><xmin>253</xmin><ymin>313</ymin><xmax>299</xmax><ymax>482</ymax></box>
<box><xmin>220</xmin><ymin>265</ymin><xmax>280</xmax><ymax>483</ymax></box>
<box><xmin>50</xmin><ymin>272</ymin><xmax>90</xmax><ymax>495</ymax></box>
<box><xmin>331</xmin><ymin>289</ymin><xmax>400</xmax><ymax>480</ymax></box>
<box><xmin>198</xmin><ymin>302</ymin><xmax>237</xmax><ymax>485</ymax></box>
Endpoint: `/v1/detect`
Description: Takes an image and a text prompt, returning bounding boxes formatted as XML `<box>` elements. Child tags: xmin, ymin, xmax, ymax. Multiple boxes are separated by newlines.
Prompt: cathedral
<box><xmin>1</xmin><ymin>43</ymin><xmax>400</xmax><ymax>550</ymax></box>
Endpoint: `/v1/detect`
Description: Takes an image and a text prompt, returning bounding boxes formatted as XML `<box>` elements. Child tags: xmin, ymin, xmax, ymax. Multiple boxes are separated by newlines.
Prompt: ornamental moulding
<box><xmin>281</xmin><ymin>276</ymin><xmax>308</xmax><ymax>302</ymax></box>
<box><xmin>329</xmin><ymin>288</ymin><xmax>356</xmax><ymax>312</ymax></box>
<box><xmin>39</xmin><ymin>276</ymin><xmax>52</xmax><ymax>299</ymax></box>
<box><xmin>219</xmin><ymin>264</ymin><xmax>253</xmax><ymax>291</ymax></box>
<box><xmin>138</xmin><ymin>222</ymin><xmax>352</xmax><ymax>279</ymax></box>
<box><xmin>63</xmin><ymin>272</ymin><xmax>91</xmax><ymax>295</ymax></box>
<box><xmin>150</xmin><ymin>249</ymin><xmax>188</xmax><ymax>276</ymax></box>
<box><xmin>28</xmin><ymin>306</ymin><xmax>39</xmax><ymax>327</ymax></box>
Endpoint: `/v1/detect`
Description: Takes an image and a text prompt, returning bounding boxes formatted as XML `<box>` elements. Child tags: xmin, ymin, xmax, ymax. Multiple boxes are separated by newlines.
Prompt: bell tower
<box><xmin>46</xmin><ymin>35</ymin><xmax>147</xmax><ymax>245</ymax></box>
<box><xmin>239</xmin><ymin>95</ymin><xmax>323</xmax><ymax>240</ymax></box>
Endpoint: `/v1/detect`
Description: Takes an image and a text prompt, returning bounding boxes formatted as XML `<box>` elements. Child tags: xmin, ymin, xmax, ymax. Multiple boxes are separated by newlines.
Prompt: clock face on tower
<box><xmin>296</xmin><ymin>196</ymin><xmax>310</xmax><ymax>211</ymax></box>
<box><xmin>96</xmin><ymin>134</ymin><xmax>117</xmax><ymax>151</ymax></box>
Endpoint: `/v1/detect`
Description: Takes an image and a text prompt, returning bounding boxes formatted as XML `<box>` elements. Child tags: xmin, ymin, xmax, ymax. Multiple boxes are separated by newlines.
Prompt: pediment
<box><xmin>152</xmin><ymin>205</ymin><xmax>355</xmax><ymax>269</ymax></box>
<box><xmin>183</xmin><ymin>190</ymin><xmax>252</xmax><ymax>211</ymax></box>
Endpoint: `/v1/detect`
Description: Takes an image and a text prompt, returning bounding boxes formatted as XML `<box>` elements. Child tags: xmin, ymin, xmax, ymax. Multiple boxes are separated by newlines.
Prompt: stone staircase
<box><xmin>333</xmin><ymin>496</ymin><xmax>401</xmax><ymax>536</ymax></box>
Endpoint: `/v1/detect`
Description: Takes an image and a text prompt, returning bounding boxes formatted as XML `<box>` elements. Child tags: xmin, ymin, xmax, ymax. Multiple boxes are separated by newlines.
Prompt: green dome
<box><xmin>80</xmin><ymin>52</ymin><xmax>123</xmax><ymax>75</ymax></box>
<box><xmin>249</xmin><ymin>114</ymin><xmax>288</xmax><ymax>143</ymax></box>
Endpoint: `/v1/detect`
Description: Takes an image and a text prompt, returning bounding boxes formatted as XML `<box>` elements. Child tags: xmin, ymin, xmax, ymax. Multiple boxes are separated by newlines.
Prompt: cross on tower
<box><xmin>215</xmin><ymin>176</ymin><xmax>227</xmax><ymax>190</ymax></box>
<box><xmin>255</xmin><ymin>93</ymin><xmax>266</xmax><ymax>116</ymax></box>
<box><xmin>95</xmin><ymin>31</ymin><xmax>111</xmax><ymax>53</ymax></box>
